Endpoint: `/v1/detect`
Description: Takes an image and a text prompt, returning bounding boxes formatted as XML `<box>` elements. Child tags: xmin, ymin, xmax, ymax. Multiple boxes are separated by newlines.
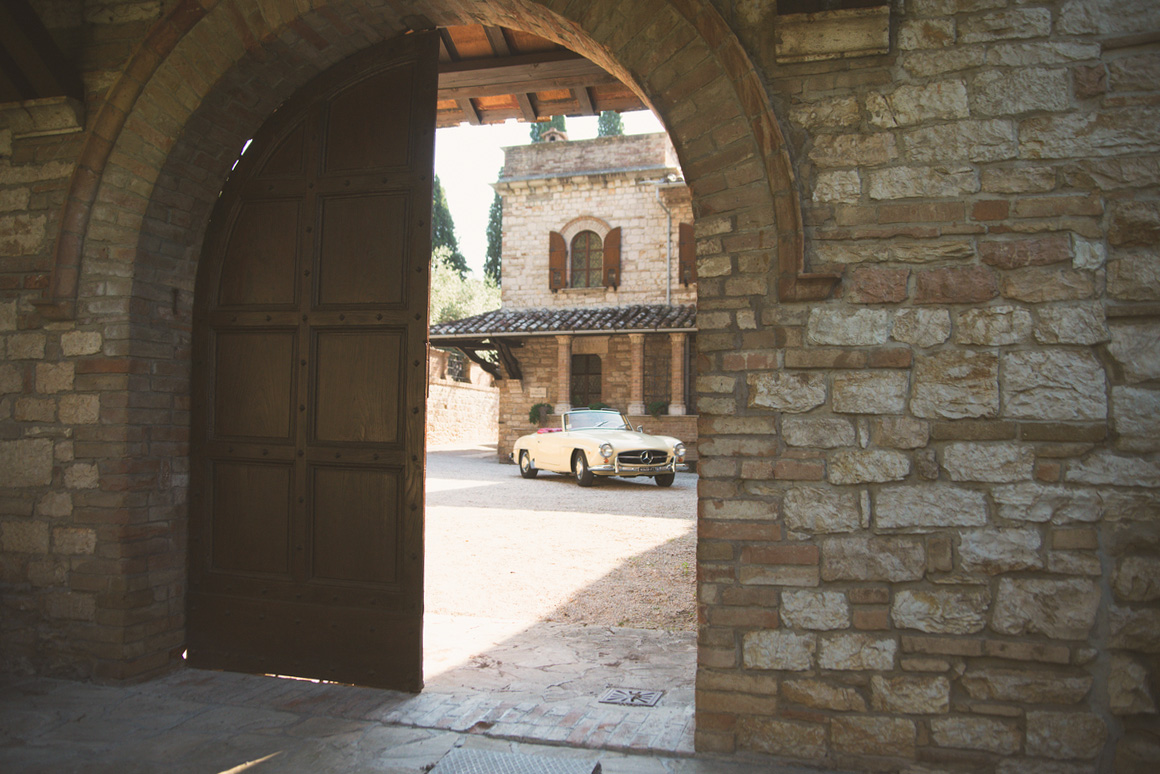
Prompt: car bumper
<box><xmin>590</xmin><ymin>461</ymin><xmax>689</xmax><ymax>475</ymax></box>
<box><xmin>508</xmin><ymin>452</ymin><xmax>689</xmax><ymax>475</ymax></box>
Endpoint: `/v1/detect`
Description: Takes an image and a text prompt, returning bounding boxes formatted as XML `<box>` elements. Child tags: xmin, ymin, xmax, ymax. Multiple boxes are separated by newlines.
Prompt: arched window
<box><xmin>570</xmin><ymin>230</ymin><xmax>602</xmax><ymax>288</ymax></box>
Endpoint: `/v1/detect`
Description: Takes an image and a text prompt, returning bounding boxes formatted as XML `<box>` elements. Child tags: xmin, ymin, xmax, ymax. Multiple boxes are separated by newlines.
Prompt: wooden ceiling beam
<box><xmin>574</xmin><ymin>86</ymin><xmax>595</xmax><ymax>116</ymax></box>
<box><xmin>513</xmin><ymin>93</ymin><xmax>535</xmax><ymax>122</ymax></box>
<box><xmin>483</xmin><ymin>26</ymin><xmax>512</xmax><ymax>56</ymax></box>
<box><xmin>457</xmin><ymin>97</ymin><xmax>482</xmax><ymax>125</ymax></box>
<box><xmin>438</xmin><ymin>51</ymin><xmax>617</xmax><ymax>100</ymax></box>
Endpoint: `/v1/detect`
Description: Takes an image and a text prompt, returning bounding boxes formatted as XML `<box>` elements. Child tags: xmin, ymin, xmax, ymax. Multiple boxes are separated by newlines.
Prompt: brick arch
<box><xmin>52</xmin><ymin>0</ymin><xmax>835</xmax><ymax>690</ymax></box>
<box><xmin>560</xmin><ymin>216</ymin><xmax>613</xmax><ymax>244</ymax></box>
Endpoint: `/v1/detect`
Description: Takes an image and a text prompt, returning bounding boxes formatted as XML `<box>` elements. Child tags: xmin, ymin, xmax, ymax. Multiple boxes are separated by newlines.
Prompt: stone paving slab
<box><xmin>0</xmin><ymin>669</ymin><xmax>848</xmax><ymax>774</ymax></box>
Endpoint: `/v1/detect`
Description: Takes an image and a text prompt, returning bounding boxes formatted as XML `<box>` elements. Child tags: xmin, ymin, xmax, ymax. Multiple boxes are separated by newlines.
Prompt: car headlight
<box><xmin>674</xmin><ymin>443</ymin><xmax>686</xmax><ymax>460</ymax></box>
<box><xmin>599</xmin><ymin>443</ymin><xmax>614</xmax><ymax>459</ymax></box>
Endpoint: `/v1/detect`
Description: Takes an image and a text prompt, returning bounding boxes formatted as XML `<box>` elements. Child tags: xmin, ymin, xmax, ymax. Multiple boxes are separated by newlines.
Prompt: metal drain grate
<box><xmin>430</xmin><ymin>747</ymin><xmax>600</xmax><ymax>774</ymax></box>
<box><xmin>597</xmin><ymin>688</ymin><xmax>664</xmax><ymax>707</ymax></box>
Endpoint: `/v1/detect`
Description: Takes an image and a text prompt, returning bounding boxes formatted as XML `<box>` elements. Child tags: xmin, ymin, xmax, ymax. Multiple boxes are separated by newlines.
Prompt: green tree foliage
<box><xmin>429</xmin><ymin>245</ymin><xmax>500</xmax><ymax>325</ymax></box>
<box><xmin>484</xmin><ymin>191</ymin><xmax>502</xmax><ymax>284</ymax></box>
<box><xmin>431</xmin><ymin>175</ymin><xmax>467</xmax><ymax>277</ymax></box>
<box><xmin>529</xmin><ymin>114</ymin><xmax>567</xmax><ymax>142</ymax></box>
<box><xmin>597</xmin><ymin>111</ymin><xmax>624</xmax><ymax>137</ymax></box>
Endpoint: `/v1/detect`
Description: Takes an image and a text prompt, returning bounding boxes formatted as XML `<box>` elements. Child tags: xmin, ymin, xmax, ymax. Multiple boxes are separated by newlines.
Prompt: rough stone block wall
<box><xmin>501</xmin><ymin>132</ymin><xmax>680</xmax><ymax>180</ymax></box>
<box><xmin>690</xmin><ymin>0</ymin><xmax>1160</xmax><ymax>769</ymax></box>
<box><xmin>426</xmin><ymin>349</ymin><xmax>499</xmax><ymax>446</ymax></box>
<box><xmin>497</xmin><ymin>133</ymin><xmax>696</xmax><ymax>311</ymax></box>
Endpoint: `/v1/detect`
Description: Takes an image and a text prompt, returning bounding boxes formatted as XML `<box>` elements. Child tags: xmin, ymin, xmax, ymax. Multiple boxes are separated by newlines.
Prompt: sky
<box><xmin>433</xmin><ymin>110</ymin><xmax>666</xmax><ymax>277</ymax></box>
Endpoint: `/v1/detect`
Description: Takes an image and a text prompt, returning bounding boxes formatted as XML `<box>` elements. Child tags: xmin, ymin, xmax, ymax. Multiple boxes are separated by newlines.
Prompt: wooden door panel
<box><xmin>212</xmin><ymin>330</ymin><xmax>295</xmax><ymax>440</ymax></box>
<box><xmin>217</xmin><ymin>200</ymin><xmax>301</xmax><ymax>307</ymax></box>
<box><xmin>186</xmin><ymin>596</ymin><xmax>421</xmax><ymax>688</ymax></box>
<box><xmin>313</xmin><ymin>330</ymin><xmax>402</xmax><ymax>445</ymax></box>
<box><xmin>257</xmin><ymin>121</ymin><xmax>306</xmax><ymax>178</ymax></box>
<box><xmin>210</xmin><ymin>461</ymin><xmax>293</xmax><ymax>575</ymax></box>
<box><xmin>316</xmin><ymin>194</ymin><xmax>408</xmax><ymax>307</ymax></box>
<box><xmin>190</xmin><ymin>33</ymin><xmax>437</xmax><ymax>692</ymax></box>
<box><xmin>311</xmin><ymin>466</ymin><xmax>401</xmax><ymax>584</ymax></box>
<box><xmin>323</xmin><ymin>66</ymin><xmax>415</xmax><ymax>172</ymax></box>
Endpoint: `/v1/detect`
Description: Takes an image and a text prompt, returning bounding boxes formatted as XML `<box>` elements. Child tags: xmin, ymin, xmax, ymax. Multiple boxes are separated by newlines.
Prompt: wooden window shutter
<box><xmin>679</xmin><ymin>222</ymin><xmax>697</xmax><ymax>286</ymax></box>
<box><xmin>602</xmin><ymin>227</ymin><xmax>621</xmax><ymax>289</ymax></box>
<box><xmin>549</xmin><ymin>231</ymin><xmax>566</xmax><ymax>291</ymax></box>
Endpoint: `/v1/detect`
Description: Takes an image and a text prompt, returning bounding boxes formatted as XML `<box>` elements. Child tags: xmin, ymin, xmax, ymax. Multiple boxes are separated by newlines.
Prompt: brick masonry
<box><xmin>0</xmin><ymin>0</ymin><xmax>1157</xmax><ymax>771</ymax></box>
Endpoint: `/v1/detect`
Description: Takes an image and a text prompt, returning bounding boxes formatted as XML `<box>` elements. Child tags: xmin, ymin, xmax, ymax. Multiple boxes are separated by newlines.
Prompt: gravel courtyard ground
<box><xmin>425</xmin><ymin>443</ymin><xmax>698</xmax><ymax>633</ymax></box>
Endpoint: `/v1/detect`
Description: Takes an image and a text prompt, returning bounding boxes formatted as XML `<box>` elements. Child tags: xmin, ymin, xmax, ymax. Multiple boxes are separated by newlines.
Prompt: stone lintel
<box><xmin>0</xmin><ymin>97</ymin><xmax>85</xmax><ymax>139</ymax></box>
<box><xmin>775</xmin><ymin>6</ymin><xmax>891</xmax><ymax>64</ymax></box>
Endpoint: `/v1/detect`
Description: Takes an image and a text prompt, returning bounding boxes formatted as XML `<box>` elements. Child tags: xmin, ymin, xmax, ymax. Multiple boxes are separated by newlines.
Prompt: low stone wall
<box><xmin>427</xmin><ymin>350</ymin><xmax>498</xmax><ymax>447</ymax></box>
<box><xmin>426</xmin><ymin>382</ymin><xmax>498</xmax><ymax>447</ymax></box>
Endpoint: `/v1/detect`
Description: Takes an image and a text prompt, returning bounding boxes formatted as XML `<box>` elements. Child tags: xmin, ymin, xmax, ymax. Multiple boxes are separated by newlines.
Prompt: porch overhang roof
<box><xmin>429</xmin><ymin>304</ymin><xmax>696</xmax><ymax>341</ymax></box>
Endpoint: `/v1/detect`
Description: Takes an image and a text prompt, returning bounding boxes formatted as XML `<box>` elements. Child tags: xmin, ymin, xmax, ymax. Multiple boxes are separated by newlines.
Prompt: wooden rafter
<box><xmin>515</xmin><ymin>93</ymin><xmax>538</xmax><ymax>122</ymax></box>
<box><xmin>483</xmin><ymin>26</ymin><xmax>512</xmax><ymax>56</ymax></box>
<box><xmin>483</xmin><ymin>26</ymin><xmax>538</xmax><ymax>122</ymax></box>
<box><xmin>457</xmin><ymin>98</ymin><xmax>482</xmax><ymax>125</ymax></box>
<box><xmin>438</xmin><ymin>31</ymin><xmax>482</xmax><ymax>126</ymax></box>
<box><xmin>574</xmin><ymin>86</ymin><xmax>595</xmax><ymax>115</ymax></box>
<box><xmin>493</xmin><ymin>339</ymin><xmax>524</xmax><ymax>381</ymax></box>
<box><xmin>431</xmin><ymin>24</ymin><xmax>646</xmax><ymax>127</ymax></box>
<box><xmin>457</xmin><ymin>346</ymin><xmax>501</xmax><ymax>381</ymax></box>
<box><xmin>439</xmin><ymin>338</ymin><xmax>524</xmax><ymax>381</ymax></box>
<box><xmin>438</xmin><ymin>51</ymin><xmax>617</xmax><ymax>101</ymax></box>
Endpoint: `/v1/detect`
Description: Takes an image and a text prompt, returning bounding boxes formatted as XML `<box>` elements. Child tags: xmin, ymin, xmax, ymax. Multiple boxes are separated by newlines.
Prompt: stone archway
<box><xmin>46</xmin><ymin>0</ymin><xmax>823</xmax><ymax>745</ymax></box>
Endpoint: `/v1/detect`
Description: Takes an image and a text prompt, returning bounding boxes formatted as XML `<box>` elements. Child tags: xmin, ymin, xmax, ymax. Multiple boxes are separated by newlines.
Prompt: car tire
<box><xmin>655</xmin><ymin>472</ymin><xmax>675</xmax><ymax>487</ymax></box>
<box><xmin>518</xmin><ymin>450</ymin><xmax>538</xmax><ymax>479</ymax></box>
<box><xmin>573</xmin><ymin>451</ymin><xmax>594</xmax><ymax>487</ymax></box>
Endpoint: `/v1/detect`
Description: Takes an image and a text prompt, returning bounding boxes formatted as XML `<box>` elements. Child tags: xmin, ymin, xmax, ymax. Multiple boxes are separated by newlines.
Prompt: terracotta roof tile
<box><xmin>429</xmin><ymin>304</ymin><xmax>696</xmax><ymax>339</ymax></box>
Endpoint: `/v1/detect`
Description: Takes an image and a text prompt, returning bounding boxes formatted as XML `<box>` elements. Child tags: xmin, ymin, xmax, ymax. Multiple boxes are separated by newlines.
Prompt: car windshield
<box><xmin>566</xmin><ymin>411</ymin><xmax>629</xmax><ymax>431</ymax></box>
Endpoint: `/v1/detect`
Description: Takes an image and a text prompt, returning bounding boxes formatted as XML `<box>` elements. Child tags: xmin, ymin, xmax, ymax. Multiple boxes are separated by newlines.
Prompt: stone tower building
<box><xmin>0</xmin><ymin>0</ymin><xmax>1157</xmax><ymax>770</ymax></box>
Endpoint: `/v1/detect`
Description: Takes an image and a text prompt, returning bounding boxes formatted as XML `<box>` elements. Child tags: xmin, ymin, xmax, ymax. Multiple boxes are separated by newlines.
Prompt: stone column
<box><xmin>555</xmin><ymin>334</ymin><xmax>572</xmax><ymax>414</ymax></box>
<box><xmin>669</xmin><ymin>332</ymin><xmax>687</xmax><ymax>416</ymax></box>
<box><xmin>628</xmin><ymin>332</ymin><xmax>645</xmax><ymax>416</ymax></box>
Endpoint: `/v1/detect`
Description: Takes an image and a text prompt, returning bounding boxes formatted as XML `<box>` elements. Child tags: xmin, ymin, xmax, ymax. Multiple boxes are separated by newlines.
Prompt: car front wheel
<box><xmin>519</xmin><ymin>450</ymin><xmax>538</xmax><ymax>479</ymax></box>
<box><xmin>573</xmin><ymin>451</ymin><xmax>594</xmax><ymax>487</ymax></box>
<box><xmin>655</xmin><ymin>472</ymin><xmax>675</xmax><ymax>487</ymax></box>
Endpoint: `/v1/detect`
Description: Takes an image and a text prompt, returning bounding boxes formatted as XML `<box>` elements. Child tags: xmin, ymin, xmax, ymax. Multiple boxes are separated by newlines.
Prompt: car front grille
<box><xmin>617</xmin><ymin>450</ymin><xmax>670</xmax><ymax>466</ymax></box>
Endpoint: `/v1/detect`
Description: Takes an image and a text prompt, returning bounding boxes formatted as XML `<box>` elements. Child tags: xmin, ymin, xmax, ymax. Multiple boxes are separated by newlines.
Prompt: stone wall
<box><xmin>690</xmin><ymin>1</ymin><xmax>1160</xmax><ymax>769</ymax></box>
<box><xmin>0</xmin><ymin>0</ymin><xmax>1156</xmax><ymax>770</ymax></box>
<box><xmin>426</xmin><ymin>349</ymin><xmax>498</xmax><ymax>447</ymax></box>
<box><xmin>501</xmin><ymin>131</ymin><xmax>681</xmax><ymax>180</ymax></box>
<box><xmin>496</xmin><ymin>133</ymin><xmax>696</xmax><ymax>310</ymax></box>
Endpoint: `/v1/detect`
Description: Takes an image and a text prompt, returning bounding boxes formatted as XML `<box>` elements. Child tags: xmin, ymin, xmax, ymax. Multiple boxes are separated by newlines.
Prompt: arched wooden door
<box><xmin>188</xmin><ymin>33</ymin><xmax>438</xmax><ymax>691</ymax></box>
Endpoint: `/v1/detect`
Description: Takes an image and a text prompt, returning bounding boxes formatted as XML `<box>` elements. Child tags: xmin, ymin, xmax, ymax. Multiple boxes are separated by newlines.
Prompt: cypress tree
<box><xmin>484</xmin><ymin>190</ymin><xmax>502</xmax><ymax>284</ymax></box>
<box><xmin>431</xmin><ymin>175</ymin><xmax>467</xmax><ymax>277</ymax></box>
<box><xmin>597</xmin><ymin>111</ymin><xmax>624</xmax><ymax>137</ymax></box>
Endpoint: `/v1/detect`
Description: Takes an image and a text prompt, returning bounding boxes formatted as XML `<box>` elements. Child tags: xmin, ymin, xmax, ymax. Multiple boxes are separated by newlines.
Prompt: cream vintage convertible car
<box><xmin>511</xmin><ymin>409</ymin><xmax>688</xmax><ymax>487</ymax></box>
